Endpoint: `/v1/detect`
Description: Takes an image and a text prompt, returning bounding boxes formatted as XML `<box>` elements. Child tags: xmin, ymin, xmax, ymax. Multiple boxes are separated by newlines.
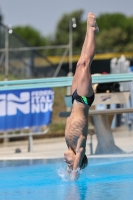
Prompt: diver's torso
<box><xmin>65</xmin><ymin>100</ymin><xmax>89</xmax><ymax>151</ymax></box>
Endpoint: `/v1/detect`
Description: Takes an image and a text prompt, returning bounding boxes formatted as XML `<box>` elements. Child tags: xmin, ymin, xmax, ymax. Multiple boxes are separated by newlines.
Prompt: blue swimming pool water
<box><xmin>0</xmin><ymin>157</ymin><xmax>133</xmax><ymax>200</ymax></box>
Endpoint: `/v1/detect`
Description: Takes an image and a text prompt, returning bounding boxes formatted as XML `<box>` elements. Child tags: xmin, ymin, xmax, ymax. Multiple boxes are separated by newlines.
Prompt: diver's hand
<box><xmin>70</xmin><ymin>168</ymin><xmax>80</xmax><ymax>181</ymax></box>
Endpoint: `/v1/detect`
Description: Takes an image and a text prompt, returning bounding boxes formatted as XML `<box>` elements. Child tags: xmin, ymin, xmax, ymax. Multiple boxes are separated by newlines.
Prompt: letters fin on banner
<box><xmin>7</xmin><ymin>92</ymin><xmax>30</xmax><ymax>115</ymax></box>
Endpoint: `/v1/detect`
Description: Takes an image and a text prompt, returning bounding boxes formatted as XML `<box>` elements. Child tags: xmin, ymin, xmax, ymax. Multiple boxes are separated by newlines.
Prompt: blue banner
<box><xmin>0</xmin><ymin>88</ymin><xmax>54</xmax><ymax>131</ymax></box>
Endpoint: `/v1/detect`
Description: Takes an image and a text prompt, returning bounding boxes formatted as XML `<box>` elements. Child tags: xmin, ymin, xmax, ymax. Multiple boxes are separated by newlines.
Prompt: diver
<box><xmin>64</xmin><ymin>12</ymin><xmax>99</xmax><ymax>180</ymax></box>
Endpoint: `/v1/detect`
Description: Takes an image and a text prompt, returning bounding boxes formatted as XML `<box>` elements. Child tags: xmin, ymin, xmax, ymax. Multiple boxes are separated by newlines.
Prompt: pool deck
<box><xmin>0</xmin><ymin>125</ymin><xmax>133</xmax><ymax>160</ymax></box>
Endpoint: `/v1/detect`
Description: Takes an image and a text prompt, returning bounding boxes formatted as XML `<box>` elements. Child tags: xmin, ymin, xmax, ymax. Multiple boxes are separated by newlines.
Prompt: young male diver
<box><xmin>64</xmin><ymin>12</ymin><xmax>99</xmax><ymax>180</ymax></box>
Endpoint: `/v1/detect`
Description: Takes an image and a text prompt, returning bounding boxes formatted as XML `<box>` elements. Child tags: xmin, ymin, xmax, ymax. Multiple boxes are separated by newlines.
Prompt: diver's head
<box><xmin>80</xmin><ymin>154</ymin><xmax>88</xmax><ymax>169</ymax></box>
<box><xmin>64</xmin><ymin>149</ymin><xmax>88</xmax><ymax>170</ymax></box>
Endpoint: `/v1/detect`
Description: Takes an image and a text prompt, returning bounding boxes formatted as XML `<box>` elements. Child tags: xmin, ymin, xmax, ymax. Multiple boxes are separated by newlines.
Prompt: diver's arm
<box><xmin>73</xmin><ymin>147</ymin><xmax>85</xmax><ymax>170</ymax></box>
<box><xmin>70</xmin><ymin>147</ymin><xmax>85</xmax><ymax>180</ymax></box>
<box><xmin>73</xmin><ymin>135</ymin><xmax>86</xmax><ymax>170</ymax></box>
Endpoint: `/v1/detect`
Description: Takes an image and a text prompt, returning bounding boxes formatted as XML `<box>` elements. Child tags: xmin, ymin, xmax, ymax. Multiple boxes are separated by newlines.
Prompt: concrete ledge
<box><xmin>0</xmin><ymin>153</ymin><xmax>133</xmax><ymax>161</ymax></box>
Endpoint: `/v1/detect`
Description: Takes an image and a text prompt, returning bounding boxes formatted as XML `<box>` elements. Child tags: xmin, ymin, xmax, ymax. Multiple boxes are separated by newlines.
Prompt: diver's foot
<box><xmin>87</xmin><ymin>12</ymin><xmax>99</xmax><ymax>34</ymax></box>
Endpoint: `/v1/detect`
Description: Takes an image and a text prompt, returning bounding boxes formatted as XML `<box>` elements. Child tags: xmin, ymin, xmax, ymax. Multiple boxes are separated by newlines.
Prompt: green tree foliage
<box><xmin>50</xmin><ymin>10</ymin><xmax>86</xmax><ymax>55</ymax></box>
<box><xmin>96</xmin><ymin>13</ymin><xmax>128</xmax><ymax>30</ymax></box>
<box><xmin>96</xmin><ymin>13</ymin><xmax>133</xmax><ymax>52</ymax></box>
<box><xmin>96</xmin><ymin>27</ymin><xmax>128</xmax><ymax>52</ymax></box>
<box><xmin>0</xmin><ymin>11</ymin><xmax>3</xmax><ymax>22</ymax></box>
<box><xmin>13</xmin><ymin>11</ymin><xmax>133</xmax><ymax>54</ymax></box>
<box><xmin>13</xmin><ymin>26</ymin><xmax>49</xmax><ymax>47</ymax></box>
<box><xmin>52</xmin><ymin>11</ymin><xmax>133</xmax><ymax>54</ymax></box>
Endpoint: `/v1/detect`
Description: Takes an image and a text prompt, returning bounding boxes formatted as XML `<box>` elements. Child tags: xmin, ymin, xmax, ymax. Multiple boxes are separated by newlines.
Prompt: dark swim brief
<box><xmin>72</xmin><ymin>89</ymin><xmax>94</xmax><ymax>107</ymax></box>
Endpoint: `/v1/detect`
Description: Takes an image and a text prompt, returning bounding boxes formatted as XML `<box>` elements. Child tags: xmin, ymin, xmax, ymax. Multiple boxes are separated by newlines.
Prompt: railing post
<box><xmin>28</xmin><ymin>135</ymin><xmax>33</xmax><ymax>152</ymax></box>
<box><xmin>3</xmin><ymin>131</ymin><xmax>9</xmax><ymax>144</ymax></box>
<box><xmin>66</xmin><ymin>72</ymin><xmax>73</xmax><ymax>111</ymax></box>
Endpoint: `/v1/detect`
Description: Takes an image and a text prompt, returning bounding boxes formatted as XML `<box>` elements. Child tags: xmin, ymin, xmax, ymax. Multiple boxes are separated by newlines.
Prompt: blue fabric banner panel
<box><xmin>0</xmin><ymin>88</ymin><xmax>54</xmax><ymax>131</ymax></box>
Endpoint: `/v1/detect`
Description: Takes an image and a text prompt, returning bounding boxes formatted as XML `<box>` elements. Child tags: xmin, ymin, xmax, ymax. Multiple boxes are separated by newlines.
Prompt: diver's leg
<box><xmin>72</xmin><ymin>31</ymin><xmax>88</xmax><ymax>94</ymax></box>
<box><xmin>72</xmin><ymin>12</ymin><xmax>99</xmax><ymax>97</ymax></box>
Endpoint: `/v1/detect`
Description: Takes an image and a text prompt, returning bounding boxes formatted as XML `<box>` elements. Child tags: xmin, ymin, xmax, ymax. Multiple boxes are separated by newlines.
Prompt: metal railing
<box><xmin>0</xmin><ymin>73</ymin><xmax>133</xmax><ymax>90</ymax></box>
<box><xmin>0</xmin><ymin>126</ymin><xmax>49</xmax><ymax>152</ymax></box>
